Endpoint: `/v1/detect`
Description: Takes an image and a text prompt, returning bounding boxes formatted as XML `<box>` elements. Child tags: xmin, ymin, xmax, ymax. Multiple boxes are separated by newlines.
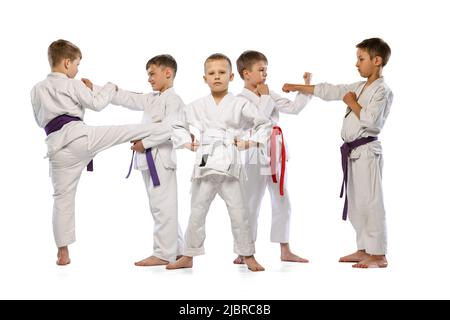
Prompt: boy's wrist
<box><xmin>249</xmin><ymin>140</ymin><xmax>259</xmax><ymax>148</ymax></box>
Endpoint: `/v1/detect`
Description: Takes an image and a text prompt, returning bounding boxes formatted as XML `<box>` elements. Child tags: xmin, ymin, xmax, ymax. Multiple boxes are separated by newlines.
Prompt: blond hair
<box><xmin>48</xmin><ymin>39</ymin><xmax>82</xmax><ymax>67</ymax></box>
<box><xmin>204</xmin><ymin>53</ymin><xmax>232</xmax><ymax>72</ymax></box>
<box><xmin>236</xmin><ymin>50</ymin><xmax>267</xmax><ymax>79</ymax></box>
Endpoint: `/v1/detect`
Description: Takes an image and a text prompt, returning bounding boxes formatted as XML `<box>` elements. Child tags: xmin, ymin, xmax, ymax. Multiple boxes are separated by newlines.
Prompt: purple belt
<box><xmin>44</xmin><ymin>114</ymin><xmax>93</xmax><ymax>171</ymax></box>
<box><xmin>340</xmin><ymin>136</ymin><xmax>377</xmax><ymax>220</ymax></box>
<box><xmin>125</xmin><ymin>149</ymin><xmax>160</xmax><ymax>187</ymax></box>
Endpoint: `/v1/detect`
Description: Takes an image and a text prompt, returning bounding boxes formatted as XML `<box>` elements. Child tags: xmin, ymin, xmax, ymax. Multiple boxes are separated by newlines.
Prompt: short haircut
<box><xmin>204</xmin><ymin>53</ymin><xmax>232</xmax><ymax>72</ymax></box>
<box><xmin>146</xmin><ymin>54</ymin><xmax>178</xmax><ymax>77</ymax></box>
<box><xmin>236</xmin><ymin>50</ymin><xmax>268</xmax><ymax>79</ymax></box>
<box><xmin>356</xmin><ymin>38</ymin><xmax>391</xmax><ymax>67</ymax></box>
<box><xmin>48</xmin><ymin>39</ymin><xmax>82</xmax><ymax>67</ymax></box>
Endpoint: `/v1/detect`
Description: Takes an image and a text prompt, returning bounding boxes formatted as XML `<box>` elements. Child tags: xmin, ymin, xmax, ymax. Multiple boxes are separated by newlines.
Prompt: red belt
<box><xmin>270</xmin><ymin>126</ymin><xmax>286</xmax><ymax>196</ymax></box>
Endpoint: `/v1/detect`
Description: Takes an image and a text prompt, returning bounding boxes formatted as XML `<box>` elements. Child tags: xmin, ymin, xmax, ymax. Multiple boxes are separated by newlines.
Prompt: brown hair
<box><xmin>146</xmin><ymin>54</ymin><xmax>178</xmax><ymax>77</ymax></box>
<box><xmin>204</xmin><ymin>53</ymin><xmax>232</xmax><ymax>72</ymax></box>
<box><xmin>236</xmin><ymin>50</ymin><xmax>268</xmax><ymax>79</ymax></box>
<box><xmin>356</xmin><ymin>38</ymin><xmax>391</xmax><ymax>67</ymax></box>
<box><xmin>48</xmin><ymin>39</ymin><xmax>82</xmax><ymax>67</ymax></box>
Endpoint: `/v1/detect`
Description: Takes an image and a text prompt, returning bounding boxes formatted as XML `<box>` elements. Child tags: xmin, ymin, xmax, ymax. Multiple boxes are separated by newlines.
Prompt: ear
<box><xmin>165</xmin><ymin>68</ymin><xmax>172</xmax><ymax>79</ymax></box>
<box><xmin>243</xmin><ymin>69</ymin><xmax>249</xmax><ymax>80</ymax></box>
<box><xmin>203</xmin><ymin>75</ymin><xmax>207</xmax><ymax>83</ymax></box>
<box><xmin>64</xmin><ymin>58</ymin><xmax>71</xmax><ymax>70</ymax></box>
<box><xmin>374</xmin><ymin>56</ymin><xmax>383</xmax><ymax>67</ymax></box>
<box><xmin>229</xmin><ymin>72</ymin><xmax>234</xmax><ymax>82</ymax></box>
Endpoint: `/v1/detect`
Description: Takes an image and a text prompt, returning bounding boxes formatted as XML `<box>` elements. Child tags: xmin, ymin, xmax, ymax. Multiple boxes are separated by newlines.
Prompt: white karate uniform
<box><xmin>31</xmin><ymin>72</ymin><xmax>171</xmax><ymax>247</ymax></box>
<box><xmin>172</xmin><ymin>93</ymin><xmax>271</xmax><ymax>256</ymax></box>
<box><xmin>314</xmin><ymin>77</ymin><xmax>393</xmax><ymax>255</ymax></box>
<box><xmin>238</xmin><ymin>89</ymin><xmax>310</xmax><ymax>243</ymax></box>
<box><xmin>111</xmin><ymin>87</ymin><xmax>184</xmax><ymax>262</ymax></box>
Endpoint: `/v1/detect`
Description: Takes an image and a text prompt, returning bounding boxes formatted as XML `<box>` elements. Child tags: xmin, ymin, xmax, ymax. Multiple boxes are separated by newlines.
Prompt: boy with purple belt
<box><xmin>283</xmin><ymin>38</ymin><xmax>393</xmax><ymax>268</ymax></box>
<box><xmin>31</xmin><ymin>39</ymin><xmax>171</xmax><ymax>265</ymax></box>
<box><xmin>111</xmin><ymin>54</ymin><xmax>185</xmax><ymax>266</ymax></box>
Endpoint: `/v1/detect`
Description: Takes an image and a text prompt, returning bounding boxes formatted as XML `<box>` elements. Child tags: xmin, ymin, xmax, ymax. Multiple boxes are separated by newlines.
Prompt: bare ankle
<box><xmin>233</xmin><ymin>255</ymin><xmax>245</xmax><ymax>264</ymax></box>
<box><xmin>56</xmin><ymin>246</ymin><xmax>70</xmax><ymax>266</ymax></box>
<box><xmin>166</xmin><ymin>256</ymin><xmax>193</xmax><ymax>270</ymax></box>
<box><xmin>243</xmin><ymin>255</ymin><xmax>265</xmax><ymax>272</ymax></box>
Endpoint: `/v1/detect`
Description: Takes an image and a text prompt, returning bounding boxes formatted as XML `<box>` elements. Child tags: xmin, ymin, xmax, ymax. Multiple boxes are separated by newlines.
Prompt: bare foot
<box><xmin>280</xmin><ymin>244</ymin><xmax>309</xmax><ymax>263</ymax></box>
<box><xmin>243</xmin><ymin>255</ymin><xmax>265</xmax><ymax>272</ymax></box>
<box><xmin>233</xmin><ymin>255</ymin><xmax>245</xmax><ymax>264</ymax></box>
<box><xmin>352</xmin><ymin>255</ymin><xmax>388</xmax><ymax>268</ymax></box>
<box><xmin>134</xmin><ymin>256</ymin><xmax>168</xmax><ymax>267</ymax></box>
<box><xmin>57</xmin><ymin>246</ymin><xmax>71</xmax><ymax>266</ymax></box>
<box><xmin>339</xmin><ymin>250</ymin><xmax>370</xmax><ymax>263</ymax></box>
<box><xmin>166</xmin><ymin>256</ymin><xmax>193</xmax><ymax>270</ymax></box>
<box><xmin>281</xmin><ymin>252</ymin><xmax>309</xmax><ymax>263</ymax></box>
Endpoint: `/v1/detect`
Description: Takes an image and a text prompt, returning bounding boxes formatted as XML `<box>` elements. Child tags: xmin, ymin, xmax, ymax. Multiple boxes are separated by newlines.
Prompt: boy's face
<box><xmin>203</xmin><ymin>59</ymin><xmax>234</xmax><ymax>93</ymax></box>
<box><xmin>355</xmin><ymin>48</ymin><xmax>380</xmax><ymax>78</ymax></box>
<box><xmin>66</xmin><ymin>57</ymin><xmax>80</xmax><ymax>79</ymax></box>
<box><xmin>147</xmin><ymin>64</ymin><xmax>172</xmax><ymax>92</ymax></box>
<box><xmin>244</xmin><ymin>60</ymin><xmax>267</xmax><ymax>86</ymax></box>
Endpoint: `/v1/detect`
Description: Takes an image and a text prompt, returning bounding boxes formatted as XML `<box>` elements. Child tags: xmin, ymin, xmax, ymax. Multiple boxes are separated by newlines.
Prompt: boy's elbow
<box><xmin>284</xmin><ymin>106</ymin><xmax>304</xmax><ymax>115</ymax></box>
<box><xmin>91</xmin><ymin>95</ymin><xmax>113</xmax><ymax>111</ymax></box>
<box><xmin>359</xmin><ymin>114</ymin><xmax>379</xmax><ymax>130</ymax></box>
<box><xmin>91</xmin><ymin>102</ymin><xmax>109</xmax><ymax>111</ymax></box>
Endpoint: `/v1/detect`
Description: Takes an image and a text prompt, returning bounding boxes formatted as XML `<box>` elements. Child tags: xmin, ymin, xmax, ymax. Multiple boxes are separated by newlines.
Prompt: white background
<box><xmin>0</xmin><ymin>0</ymin><xmax>449</xmax><ymax>299</ymax></box>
